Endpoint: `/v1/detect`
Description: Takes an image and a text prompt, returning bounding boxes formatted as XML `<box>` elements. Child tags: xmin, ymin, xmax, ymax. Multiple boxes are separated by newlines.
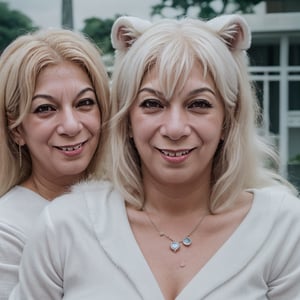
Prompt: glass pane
<box><xmin>248</xmin><ymin>45</ymin><xmax>280</xmax><ymax>66</ymax></box>
<box><xmin>289</xmin><ymin>81</ymin><xmax>300</xmax><ymax>110</ymax></box>
<box><xmin>269</xmin><ymin>81</ymin><xmax>280</xmax><ymax>134</ymax></box>
<box><xmin>288</xmin><ymin>128</ymin><xmax>300</xmax><ymax>190</ymax></box>
<box><xmin>289</xmin><ymin>43</ymin><xmax>300</xmax><ymax>66</ymax></box>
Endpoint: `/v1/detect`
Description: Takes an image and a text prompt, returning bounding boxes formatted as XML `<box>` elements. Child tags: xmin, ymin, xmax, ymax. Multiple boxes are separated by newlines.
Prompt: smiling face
<box><xmin>16</xmin><ymin>61</ymin><xmax>101</xmax><ymax>184</ymax></box>
<box><xmin>129</xmin><ymin>64</ymin><xmax>224</xmax><ymax>187</ymax></box>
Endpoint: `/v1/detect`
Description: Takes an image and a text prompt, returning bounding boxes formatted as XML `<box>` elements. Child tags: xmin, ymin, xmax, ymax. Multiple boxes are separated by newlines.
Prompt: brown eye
<box><xmin>34</xmin><ymin>104</ymin><xmax>55</xmax><ymax>113</ymax></box>
<box><xmin>188</xmin><ymin>100</ymin><xmax>213</xmax><ymax>109</ymax></box>
<box><xmin>77</xmin><ymin>98</ymin><xmax>96</xmax><ymax>107</ymax></box>
<box><xmin>140</xmin><ymin>99</ymin><xmax>163</xmax><ymax>109</ymax></box>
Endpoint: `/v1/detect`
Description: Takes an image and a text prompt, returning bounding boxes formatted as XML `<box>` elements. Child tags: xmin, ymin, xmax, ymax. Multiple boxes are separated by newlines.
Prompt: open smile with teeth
<box><xmin>160</xmin><ymin>149</ymin><xmax>191</xmax><ymax>157</ymax></box>
<box><xmin>56</xmin><ymin>142</ymin><xmax>86</xmax><ymax>152</ymax></box>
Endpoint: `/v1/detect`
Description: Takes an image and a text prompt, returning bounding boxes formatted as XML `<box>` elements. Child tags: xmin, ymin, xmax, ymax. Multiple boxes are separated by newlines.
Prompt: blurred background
<box><xmin>1</xmin><ymin>0</ymin><xmax>299</xmax><ymax>189</ymax></box>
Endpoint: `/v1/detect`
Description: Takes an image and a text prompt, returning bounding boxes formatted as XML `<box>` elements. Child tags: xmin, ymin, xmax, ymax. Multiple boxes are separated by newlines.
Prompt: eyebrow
<box><xmin>137</xmin><ymin>87</ymin><xmax>164</xmax><ymax>98</ymax></box>
<box><xmin>138</xmin><ymin>87</ymin><xmax>216</xmax><ymax>97</ymax></box>
<box><xmin>187</xmin><ymin>87</ymin><xmax>216</xmax><ymax>97</ymax></box>
<box><xmin>32</xmin><ymin>87</ymin><xmax>95</xmax><ymax>101</ymax></box>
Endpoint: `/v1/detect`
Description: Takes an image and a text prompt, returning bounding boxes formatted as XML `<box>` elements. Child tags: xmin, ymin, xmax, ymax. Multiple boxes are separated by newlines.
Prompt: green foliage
<box><xmin>0</xmin><ymin>2</ymin><xmax>38</xmax><ymax>53</ymax></box>
<box><xmin>151</xmin><ymin>0</ymin><xmax>264</xmax><ymax>19</ymax></box>
<box><xmin>81</xmin><ymin>16</ymin><xmax>118</xmax><ymax>55</ymax></box>
<box><xmin>290</xmin><ymin>154</ymin><xmax>300</xmax><ymax>164</ymax></box>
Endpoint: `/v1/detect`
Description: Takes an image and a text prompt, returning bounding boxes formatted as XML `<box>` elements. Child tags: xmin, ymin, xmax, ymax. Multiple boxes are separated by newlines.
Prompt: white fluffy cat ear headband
<box><xmin>111</xmin><ymin>14</ymin><xmax>251</xmax><ymax>63</ymax></box>
<box><xmin>206</xmin><ymin>14</ymin><xmax>251</xmax><ymax>51</ymax></box>
<box><xmin>111</xmin><ymin>16</ymin><xmax>152</xmax><ymax>65</ymax></box>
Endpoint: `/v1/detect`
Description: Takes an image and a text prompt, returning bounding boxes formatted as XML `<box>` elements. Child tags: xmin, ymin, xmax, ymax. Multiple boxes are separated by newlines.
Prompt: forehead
<box><xmin>37</xmin><ymin>61</ymin><xmax>85</xmax><ymax>79</ymax></box>
<box><xmin>140</xmin><ymin>62</ymin><xmax>217</xmax><ymax>95</ymax></box>
<box><xmin>35</xmin><ymin>62</ymin><xmax>91</xmax><ymax>91</ymax></box>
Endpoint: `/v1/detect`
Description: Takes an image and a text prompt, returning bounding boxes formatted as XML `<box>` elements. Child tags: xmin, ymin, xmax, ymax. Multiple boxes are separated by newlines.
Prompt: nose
<box><xmin>160</xmin><ymin>107</ymin><xmax>191</xmax><ymax>140</ymax></box>
<box><xmin>56</xmin><ymin>108</ymin><xmax>83</xmax><ymax>136</ymax></box>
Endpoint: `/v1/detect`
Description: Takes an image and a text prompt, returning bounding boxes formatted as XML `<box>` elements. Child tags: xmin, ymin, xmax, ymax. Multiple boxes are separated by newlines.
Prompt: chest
<box><xmin>129</xmin><ymin>212</ymin><xmax>248</xmax><ymax>300</ymax></box>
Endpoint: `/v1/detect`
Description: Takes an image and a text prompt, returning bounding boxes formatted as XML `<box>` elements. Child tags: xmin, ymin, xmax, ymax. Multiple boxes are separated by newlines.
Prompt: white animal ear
<box><xmin>207</xmin><ymin>14</ymin><xmax>251</xmax><ymax>51</ymax></box>
<box><xmin>111</xmin><ymin>16</ymin><xmax>152</xmax><ymax>63</ymax></box>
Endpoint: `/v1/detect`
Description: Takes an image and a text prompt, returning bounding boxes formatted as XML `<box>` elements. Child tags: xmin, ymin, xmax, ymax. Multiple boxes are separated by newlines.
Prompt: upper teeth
<box><xmin>161</xmin><ymin>150</ymin><xmax>190</xmax><ymax>157</ymax></box>
<box><xmin>61</xmin><ymin>144</ymin><xmax>82</xmax><ymax>151</ymax></box>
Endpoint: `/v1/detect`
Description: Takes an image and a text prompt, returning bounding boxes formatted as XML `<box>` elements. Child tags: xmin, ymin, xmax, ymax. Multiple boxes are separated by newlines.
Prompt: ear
<box><xmin>12</xmin><ymin>128</ymin><xmax>25</xmax><ymax>146</ymax></box>
<box><xmin>207</xmin><ymin>14</ymin><xmax>251</xmax><ymax>51</ymax></box>
<box><xmin>7</xmin><ymin>115</ymin><xmax>25</xmax><ymax>146</ymax></box>
<box><xmin>111</xmin><ymin>16</ymin><xmax>152</xmax><ymax>63</ymax></box>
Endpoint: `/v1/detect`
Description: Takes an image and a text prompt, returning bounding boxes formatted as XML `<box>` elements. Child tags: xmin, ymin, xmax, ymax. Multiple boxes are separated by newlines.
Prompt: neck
<box><xmin>142</xmin><ymin>178</ymin><xmax>211</xmax><ymax>216</ymax></box>
<box><xmin>21</xmin><ymin>174</ymin><xmax>81</xmax><ymax>200</ymax></box>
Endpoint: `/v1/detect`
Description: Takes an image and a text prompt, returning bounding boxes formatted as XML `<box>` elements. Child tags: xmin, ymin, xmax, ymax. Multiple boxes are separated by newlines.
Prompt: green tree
<box><xmin>0</xmin><ymin>2</ymin><xmax>38</xmax><ymax>52</ymax></box>
<box><xmin>151</xmin><ymin>0</ymin><xmax>264</xmax><ymax>19</ymax></box>
<box><xmin>81</xmin><ymin>16</ymin><xmax>117</xmax><ymax>55</ymax></box>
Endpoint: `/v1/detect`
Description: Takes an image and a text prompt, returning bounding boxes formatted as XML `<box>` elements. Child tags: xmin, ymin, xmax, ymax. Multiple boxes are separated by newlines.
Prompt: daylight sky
<box><xmin>7</xmin><ymin>0</ymin><xmax>161</xmax><ymax>30</ymax></box>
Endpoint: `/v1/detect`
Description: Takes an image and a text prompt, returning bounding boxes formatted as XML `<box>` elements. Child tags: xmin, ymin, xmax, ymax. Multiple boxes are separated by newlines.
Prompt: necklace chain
<box><xmin>143</xmin><ymin>208</ymin><xmax>208</xmax><ymax>253</ymax></box>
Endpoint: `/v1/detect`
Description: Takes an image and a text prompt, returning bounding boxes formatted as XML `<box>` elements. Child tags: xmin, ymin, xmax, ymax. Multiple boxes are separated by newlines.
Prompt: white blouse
<box><xmin>9</xmin><ymin>181</ymin><xmax>300</xmax><ymax>299</ymax></box>
<box><xmin>0</xmin><ymin>186</ymin><xmax>48</xmax><ymax>299</ymax></box>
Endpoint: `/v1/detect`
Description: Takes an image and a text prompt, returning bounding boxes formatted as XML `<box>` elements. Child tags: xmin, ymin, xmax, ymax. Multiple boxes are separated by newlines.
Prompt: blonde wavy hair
<box><xmin>0</xmin><ymin>28</ymin><xmax>110</xmax><ymax>197</ymax></box>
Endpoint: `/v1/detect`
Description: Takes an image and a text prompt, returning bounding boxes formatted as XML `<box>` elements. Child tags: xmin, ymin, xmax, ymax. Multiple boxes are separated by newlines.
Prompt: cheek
<box><xmin>130</xmin><ymin>112</ymin><xmax>145</xmax><ymax>139</ymax></box>
<box><xmin>130</xmin><ymin>121</ymin><xmax>154</xmax><ymax>154</ymax></box>
<box><xmin>85</xmin><ymin>111</ymin><xmax>101</xmax><ymax>134</ymax></box>
<box><xmin>131</xmin><ymin>118</ymin><xmax>154</xmax><ymax>141</ymax></box>
<box><xmin>196</xmin><ymin>118</ymin><xmax>224</xmax><ymax>142</ymax></box>
<box><xmin>20</xmin><ymin>121</ymin><xmax>47</xmax><ymax>144</ymax></box>
<box><xmin>131</xmin><ymin>129</ymin><xmax>147</xmax><ymax>150</ymax></box>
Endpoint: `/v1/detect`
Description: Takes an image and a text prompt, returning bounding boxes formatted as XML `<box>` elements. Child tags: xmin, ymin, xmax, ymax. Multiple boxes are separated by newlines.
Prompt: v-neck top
<box><xmin>0</xmin><ymin>186</ymin><xmax>48</xmax><ymax>299</ymax></box>
<box><xmin>10</xmin><ymin>181</ymin><xmax>300</xmax><ymax>300</ymax></box>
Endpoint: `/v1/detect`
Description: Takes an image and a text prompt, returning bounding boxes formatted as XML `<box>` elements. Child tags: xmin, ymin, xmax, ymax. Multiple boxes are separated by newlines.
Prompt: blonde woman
<box><xmin>0</xmin><ymin>28</ymin><xmax>110</xmax><ymax>299</ymax></box>
<box><xmin>10</xmin><ymin>15</ymin><xmax>300</xmax><ymax>299</ymax></box>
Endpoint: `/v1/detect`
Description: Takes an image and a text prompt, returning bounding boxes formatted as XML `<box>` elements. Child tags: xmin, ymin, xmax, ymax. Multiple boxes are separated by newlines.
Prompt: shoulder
<box><xmin>49</xmin><ymin>180</ymin><xmax>114</xmax><ymax>205</ymax></box>
<box><xmin>252</xmin><ymin>186</ymin><xmax>300</xmax><ymax>223</ymax></box>
<box><xmin>241</xmin><ymin>187</ymin><xmax>300</xmax><ymax>259</ymax></box>
<box><xmin>70</xmin><ymin>179</ymin><xmax>114</xmax><ymax>195</ymax></box>
<box><xmin>0</xmin><ymin>186</ymin><xmax>46</xmax><ymax>207</ymax></box>
<box><xmin>0</xmin><ymin>187</ymin><xmax>21</xmax><ymax>212</ymax></box>
<box><xmin>0</xmin><ymin>186</ymin><xmax>43</xmax><ymax>204</ymax></box>
<box><xmin>254</xmin><ymin>186</ymin><xmax>300</xmax><ymax>205</ymax></box>
<box><xmin>45</xmin><ymin>180</ymin><xmax>121</xmax><ymax>222</ymax></box>
<box><xmin>37</xmin><ymin>180</ymin><xmax>124</xmax><ymax>246</ymax></box>
<box><xmin>0</xmin><ymin>186</ymin><xmax>48</xmax><ymax>235</ymax></box>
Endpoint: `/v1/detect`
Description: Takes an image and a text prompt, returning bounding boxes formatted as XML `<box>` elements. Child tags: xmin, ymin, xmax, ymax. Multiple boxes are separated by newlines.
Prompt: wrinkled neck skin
<box><xmin>141</xmin><ymin>172</ymin><xmax>212</xmax><ymax>217</ymax></box>
<box><xmin>20</xmin><ymin>172</ymin><xmax>83</xmax><ymax>201</ymax></box>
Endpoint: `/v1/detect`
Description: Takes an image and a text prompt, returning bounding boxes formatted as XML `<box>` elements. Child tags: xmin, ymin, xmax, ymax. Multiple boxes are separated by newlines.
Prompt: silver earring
<box><xmin>18</xmin><ymin>144</ymin><xmax>22</xmax><ymax>169</ymax></box>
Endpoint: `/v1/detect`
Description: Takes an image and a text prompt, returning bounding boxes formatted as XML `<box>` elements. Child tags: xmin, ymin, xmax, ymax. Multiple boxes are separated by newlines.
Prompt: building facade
<box><xmin>244</xmin><ymin>0</ymin><xmax>300</xmax><ymax>189</ymax></box>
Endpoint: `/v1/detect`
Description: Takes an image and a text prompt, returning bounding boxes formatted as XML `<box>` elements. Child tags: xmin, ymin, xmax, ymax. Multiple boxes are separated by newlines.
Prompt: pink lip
<box><xmin>157</xmin><ymin>148</ymin><xmax>194</xmax><ymax>163</ymax></box>
<box><xmin>62</xmin><ymin>146</ymin><xmax>84</xmax><ymax>157</ymax></box>
<box><xmin>54</xmin><ymin>141</ymin><xmax>87</xmax><ymax>157</ymax></box>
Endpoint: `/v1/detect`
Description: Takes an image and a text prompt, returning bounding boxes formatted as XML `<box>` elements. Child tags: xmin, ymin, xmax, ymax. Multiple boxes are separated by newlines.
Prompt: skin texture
<box><xmin>130</xmin><ymin>64</ymin><xmax>224</xmax><ymax>192</ymax></box>
<box><xmin>14</xmin><ymin>61</ymin><xmax>101</xmax><ymax>199</ymax></box>
<box><xmin>127</xmin><ymin>64</ymin><xmax>253</xmax><ymax>299</ymax></box>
